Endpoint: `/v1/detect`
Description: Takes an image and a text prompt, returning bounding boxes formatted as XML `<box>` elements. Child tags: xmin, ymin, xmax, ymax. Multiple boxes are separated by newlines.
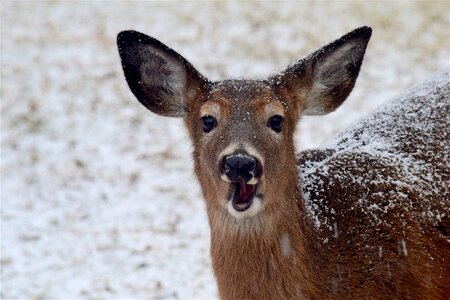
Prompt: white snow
<box><xmin>1</xmin><ymin>1</ymin><xmax>449</xmax><ymax>299</ymax></box>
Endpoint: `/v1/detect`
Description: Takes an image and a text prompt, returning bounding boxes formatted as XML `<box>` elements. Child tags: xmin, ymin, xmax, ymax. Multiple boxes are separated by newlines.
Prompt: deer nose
<box><xmin>223</xmin><ymin>154</ymin><xmax>256</xmax><ymax>183</ymax></box>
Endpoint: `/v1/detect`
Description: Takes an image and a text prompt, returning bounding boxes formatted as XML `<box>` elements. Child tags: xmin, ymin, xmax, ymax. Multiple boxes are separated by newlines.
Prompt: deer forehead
<box><xmin>200</xmin><ymin>81</ymin><xmax>286</xmax><ymax>120</ymax></box>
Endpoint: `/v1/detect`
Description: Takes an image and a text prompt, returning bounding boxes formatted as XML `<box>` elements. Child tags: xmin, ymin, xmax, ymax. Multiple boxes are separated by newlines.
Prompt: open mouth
<box><xmin>231</xmin><ymin>179</ymin><xmax>258</xmax><ymax>211</ymax></box>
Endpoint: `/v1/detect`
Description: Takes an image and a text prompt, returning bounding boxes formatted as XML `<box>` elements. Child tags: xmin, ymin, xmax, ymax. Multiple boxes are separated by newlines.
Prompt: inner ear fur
<box><xmin>117</xmin><ymin>30</ymin><xmax>208</xmax><ymax>117</ymax></box>
<box><xmin>272</xmin><ymin>26</ymin><xmax>372</xmax><ymax>116</ymax></box>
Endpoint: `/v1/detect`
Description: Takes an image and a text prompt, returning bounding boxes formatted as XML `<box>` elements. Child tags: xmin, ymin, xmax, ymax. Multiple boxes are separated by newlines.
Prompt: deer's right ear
<box><xmin>117</xmin><ymin>31</ymin><xmax>208</xmax><ymax>117</ymax></box>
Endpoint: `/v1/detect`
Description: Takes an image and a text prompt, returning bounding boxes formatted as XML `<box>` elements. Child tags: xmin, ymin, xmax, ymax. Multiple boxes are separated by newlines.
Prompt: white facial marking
<box><xmin>243</xmin><ymin>144</ymin><xmax>265</xmax><ymax>167</ymax></box>
<box><xmin>200</xmin><ymin>102</ymin><xmax>221</xmax><ymax>119</ymax></box>
<box><xmin>247</xmin><ymin>177</ymin><xmax>258</xmax><ymax>185</ymax></box>
<box><xmin>218</xmin><ymin>143</ymin><xmax>239</xmax><ymax>165</ymax></box>
<box><xmin>265</xmin><ymin>101</ymin><xmax>286</xmax><ymax>118</ymax></box>
<box><xmin>220</xmin><ymin>174</ymin><xmax>232</xmax><ymax>183</ymax></box>
<box><xmin>227</xmin><ymin>196</ymin><xmax>262</xmax><ymax>219</ymax></box>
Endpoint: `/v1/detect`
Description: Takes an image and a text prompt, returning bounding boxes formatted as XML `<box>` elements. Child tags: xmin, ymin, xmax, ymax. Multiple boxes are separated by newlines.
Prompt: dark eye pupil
<box><xmin>202</xmin><ymin>115</ymin><xmax>216</xmax><ymax>133</ymax></box>
<box><xmin>268</xmin><ymin>115</ymin><xmax>283</xmax><ymax>132</ymax></box>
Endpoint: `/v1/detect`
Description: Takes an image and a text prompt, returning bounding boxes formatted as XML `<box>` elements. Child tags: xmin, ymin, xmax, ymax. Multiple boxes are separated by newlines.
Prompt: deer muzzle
<box><xmin>220</xmin><ymin>153</ymin><xmax>263</xmax><ymax>214</ymax></box>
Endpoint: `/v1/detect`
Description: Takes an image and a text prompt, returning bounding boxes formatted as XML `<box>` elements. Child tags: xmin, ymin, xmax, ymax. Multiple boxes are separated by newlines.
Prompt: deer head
<box><xmin>117</xmin><ymin>27</ymin><xmax>371</xmax><ymax>221</ymax></box>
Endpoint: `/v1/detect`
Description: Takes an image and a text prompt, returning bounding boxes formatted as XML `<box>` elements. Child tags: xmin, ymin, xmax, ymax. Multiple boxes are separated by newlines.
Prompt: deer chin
<box><xmin>227</xmin><ymin>181</ymin><xmax>262</xmax><ymax>219</ymax></box>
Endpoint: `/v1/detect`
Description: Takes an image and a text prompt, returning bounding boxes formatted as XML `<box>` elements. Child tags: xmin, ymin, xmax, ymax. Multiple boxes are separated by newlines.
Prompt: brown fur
<box><xmin>117</xmin><ymin>27</ymin><xmax>449</xmax><ymax>299</ymax></box>
<box><xmin>192</xmin><ymin>74</ymin><xmax>450</xmax><ymax>300</ymax></box>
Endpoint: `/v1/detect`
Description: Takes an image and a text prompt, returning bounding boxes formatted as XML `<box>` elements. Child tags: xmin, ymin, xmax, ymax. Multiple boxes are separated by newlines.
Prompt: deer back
<box><xmin>298</xmin><ymin>70</ymin><xmax>450</xmax><ymax>298</ymax></box>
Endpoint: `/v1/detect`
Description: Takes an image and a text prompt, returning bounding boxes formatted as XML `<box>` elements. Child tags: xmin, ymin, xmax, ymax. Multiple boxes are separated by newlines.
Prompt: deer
<box><xmin>117</xmin><ymin>26</ymin><xmax>450</xmax><ymax>299</ymax></box>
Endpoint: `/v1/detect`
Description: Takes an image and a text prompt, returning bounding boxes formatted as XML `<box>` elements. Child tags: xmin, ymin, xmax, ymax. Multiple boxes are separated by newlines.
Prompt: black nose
<box><xmin>223</xmin><ymin>155</ymin><xmax>256</xmax><ymax>183</ymax></box>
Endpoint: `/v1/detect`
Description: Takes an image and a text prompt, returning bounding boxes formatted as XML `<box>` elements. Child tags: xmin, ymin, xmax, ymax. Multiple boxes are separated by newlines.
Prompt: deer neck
<box><xmin>204</xmin><ymin>171</ymin><xmax>326</xmax><ymax>299</ymax></box>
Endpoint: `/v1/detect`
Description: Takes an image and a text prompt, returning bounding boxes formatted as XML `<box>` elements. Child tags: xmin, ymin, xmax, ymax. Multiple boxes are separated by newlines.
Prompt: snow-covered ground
<box><xmin>1</xmin><ymin>1</ymin><xmax>448</xmax><ymax>299</ymax></box>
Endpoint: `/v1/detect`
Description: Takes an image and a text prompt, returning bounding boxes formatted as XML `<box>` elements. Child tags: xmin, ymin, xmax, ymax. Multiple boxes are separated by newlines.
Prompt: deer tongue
<box><xmin>237</xmin><ymin>179</ymin><xmax>256</xmax><ymax>203</ymax></box>
<box><xmin>232</xmin><ymin>179</ymin><xmax>257</xmax><ymax>211</ymax></box>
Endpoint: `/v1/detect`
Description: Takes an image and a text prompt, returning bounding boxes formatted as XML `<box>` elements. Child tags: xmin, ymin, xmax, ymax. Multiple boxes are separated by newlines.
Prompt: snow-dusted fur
<box><xmin>118</xmin><ymin>25</ymin><xmax>449</xmax><ymax>299</ymax></box>
<box><xmin>299</xmin><ymin>70</ymin><xmax>450</xmax><ymax>298</ymax></box>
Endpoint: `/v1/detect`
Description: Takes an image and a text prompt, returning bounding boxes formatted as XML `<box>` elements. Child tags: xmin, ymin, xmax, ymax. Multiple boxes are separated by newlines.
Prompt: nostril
<box><xmin>243</xmin><ymin>158</ymin><xmax>256</xmax><ymax>173</ymax></box>
<box><xmin>223</xmin><ymin>162</ymin><xmax>231</xmax><ymax>172</ymax></box>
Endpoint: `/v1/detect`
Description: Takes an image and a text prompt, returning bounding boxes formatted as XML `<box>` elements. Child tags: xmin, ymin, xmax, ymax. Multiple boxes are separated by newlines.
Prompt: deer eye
<box><xmin>267</xmin><ymin>115</ymin><xmax>284</xmax><ymax>133</ymax></box>
<box><xmin>201</xmin><ymin>115</ymin><xmax>217</xmax><ymax>133</ymax></box>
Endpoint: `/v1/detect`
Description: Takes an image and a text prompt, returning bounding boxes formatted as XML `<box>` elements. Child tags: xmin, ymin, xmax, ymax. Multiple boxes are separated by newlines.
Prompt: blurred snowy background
<box><xmin>1</xmin><ymin>1</ymin><xmax>449</xmax><ymax>299</ymax></box>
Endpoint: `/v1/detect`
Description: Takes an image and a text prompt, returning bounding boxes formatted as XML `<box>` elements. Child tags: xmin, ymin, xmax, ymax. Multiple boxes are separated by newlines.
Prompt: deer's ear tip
<box><xmin>352</xmin><ymin>26</ymin><xmax>372</xmax><ymax>40</ymax></box>
<box><xmin>358</xmin><ymin>25</ymin><xmax>372</xmax><ymax>32</ymax></box>
<box><xmin>117</xmin><ymin>31</ymin><xmax>168</xmax><ymax>55</ymax></box>
<box><xmin>117</xmin><ymin>30</ymin><xmax>144</xmax><ymax>45</ymax></box>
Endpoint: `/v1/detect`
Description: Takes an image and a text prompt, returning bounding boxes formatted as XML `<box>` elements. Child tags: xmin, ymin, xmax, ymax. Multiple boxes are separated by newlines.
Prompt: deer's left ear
<box><xmin>117</xmin><ymin>30</ymin><xmax>208</xmax><ymax>117</ymax></box>
<box><xmin>272</xmin><ymin>26</ymin><xmax>372</xmax><ymax>116</ymax></box>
